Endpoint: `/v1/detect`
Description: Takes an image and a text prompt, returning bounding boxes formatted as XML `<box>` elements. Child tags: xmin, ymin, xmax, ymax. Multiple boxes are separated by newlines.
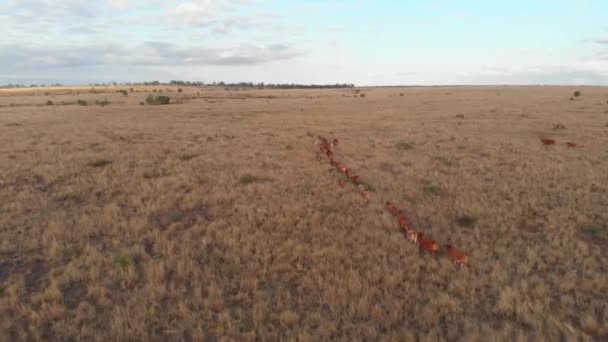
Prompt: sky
<box><xmin>1</xmin><ymin>0</ymin><xmax>608</xmax><ymax>86</ymax></box>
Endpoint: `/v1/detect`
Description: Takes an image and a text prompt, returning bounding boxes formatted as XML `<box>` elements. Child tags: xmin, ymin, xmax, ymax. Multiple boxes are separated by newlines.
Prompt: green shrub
<box><xmin>456</xmin><ymin>215</ymin><xmax>477</xmax><ymax>228</ymax></box>
<box><xmin>118</xmin><ymin>90</ymin><xmax>128</xmax><ymax>96</ymax></box>
<box><xmin>145</xmin><ymin>95</ymin><xmax>171</xmax><ymax>105</ymax></box>
<box><xmin>239</xmin><ymin>174</ymin><xmax>257</xmax><ymax>185</ymax></box>
<box><xmin>88</xmin><ymin>159</ymin><xmax>112</xmax><ymax>168</ymax></box>
<box><xmin>155</xmin><ymin>95</ymin><xmax>171</xmax><ymax>105</ymax></box>
<box><xmin>395</xmin><ymin>141</ymin><xmax>414</xmax><ymax>150</ymax></box>
<box><xmin>423</xmin><ymin>184</ymin><xmax>442</xmax><ymax>196</ymax></box>
<box><xmin>95</xmin><ymin>99</ymin><xmax>110</xmax><ymax>107</ymax></box>
<box><xmin>112</xmin><ymin>254</ymin><xmax>134</xmax><ymax>273</ymax></box>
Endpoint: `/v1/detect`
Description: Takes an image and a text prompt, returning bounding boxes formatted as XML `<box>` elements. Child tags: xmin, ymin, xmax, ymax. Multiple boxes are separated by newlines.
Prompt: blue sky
<box><xmin>1</xmin><ymin>0</ymin><xmax>607</xmax><ymax>85</ymax></box>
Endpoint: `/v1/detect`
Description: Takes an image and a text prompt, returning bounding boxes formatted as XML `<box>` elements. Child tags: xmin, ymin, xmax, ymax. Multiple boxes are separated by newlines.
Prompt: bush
<box><xmin>77</xmin><ymin>99</ymin><xmax>88</xmax><ymax>106</ymax></box>
<box><xmin>88</xmin><ymin>159</ymin><xmax>112</xmax><ymax>168</ymax></box>
<box><xmin>46</xmin><ymin>100</ymin><xmax>54</xmax><ymax>106</ymax></box>
<box><xmin>395</xmin><ymin>141</ymin><xmax>414</xmax><ymax>150</ymax></box>
<box><xmin>130</xmin><ymin>88</ymin><xmax>134</xmax><ymax>93</ymax></box>
<box><xmin>95</xmin><ymin>99</ymin><xmax>110</xmax><ymax>107</ymax></box>
<box><xmin>423</xmin><ymin>184</ymin><xmax>443</xmax><ymax>196</ymax></box>
<box><xmin>112</xmin><ymin>254</ymin><xmax>134</xmax><ymax>273</ymax></box>
<box><xmin>455</xmin><ymin>215</ymin><xmax>477</xmax><ymax>228</ymax></box>
<box><xmin>574</xmin><ymin>91</ymin><xmax>581</xmax><ymax>97</ymax></box>
<box><xmin>155</xmin><ymin>95</ymin><xmax>171</xmax><ymax>105</ymax></box>
<box><xmin>139</xmin><ymin>101</ymin><xmax>145</xmax><ymax>106</ymax></box>
<box><xmin>145</xmin><ymin>95</ymin><xmax>171</xmax><ymax>105</ymax></box>
<box><xmin>239</xmin><ymin>174</ymin><xmax>257</xmax><ymax>185</ymax></box>
<box><xmin>359</xmin><ymin>93</ymin><xmax>366</xmax><ymax>98</ymax></box>
<box><xmin>178</xmin><ymin>88</ymin><xmax>183</xmax><ymax>93</ymax></box>
<box><xmin>118</xmin><ymin>90</ymin><xmax>128</xmax><ymax>96</ymax></box>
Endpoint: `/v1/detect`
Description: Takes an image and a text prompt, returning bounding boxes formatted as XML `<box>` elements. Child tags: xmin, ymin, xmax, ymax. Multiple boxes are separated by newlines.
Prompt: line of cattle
<box><xmin>315</xmin><ymin>135</ymin><xmax>469</xmax><ymax>269</ymax></box>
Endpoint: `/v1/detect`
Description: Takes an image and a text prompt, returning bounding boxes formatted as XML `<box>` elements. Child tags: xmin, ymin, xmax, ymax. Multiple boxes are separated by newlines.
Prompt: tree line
<box><xmin>1</xmin><ymin>81</ymin><xmax>355</xmax><ymax>89</ymax></box>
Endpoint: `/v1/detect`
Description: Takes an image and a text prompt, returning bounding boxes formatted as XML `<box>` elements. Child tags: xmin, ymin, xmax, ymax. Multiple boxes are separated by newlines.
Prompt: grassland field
<box><xmin>1</xmin><ymin>85</ymin><xmax>607</xmax><ymax>341</ymax></box>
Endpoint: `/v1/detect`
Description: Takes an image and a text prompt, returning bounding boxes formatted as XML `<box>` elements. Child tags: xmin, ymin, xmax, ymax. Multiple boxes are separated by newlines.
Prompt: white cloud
<box><xmin>0</xmin><ymin>41</ymin><xmax>302</xmax><ymax>70</ymax></box>
<box><xmin>172</xmin><ymin>0</ymin><xmax>217</xmax><ymax>26</ymax></box>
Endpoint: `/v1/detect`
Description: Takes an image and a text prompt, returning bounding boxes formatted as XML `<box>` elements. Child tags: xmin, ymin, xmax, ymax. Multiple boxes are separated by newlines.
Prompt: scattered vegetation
<box><xmin>118</xmin><ymin>90</ymin><xmax>128</xmax><ymax>96</ymax></box>
<box><xmin>77</xmin><ymin>99</ymin><xmax>88</xmax><ymax>106</ymax></box>
<box><xmin>112</xmin><ymin>254</ymin><xmax>135</xmax><ymax>273</ymax></box>
<box><xmin>553</xmin><ymin>123</ymin><xmax>566</xmax><ymax>130</ymax></box>
<box><xmin>178</xmin><ymin>153</ymin><xmax>198</xmax><ymax>161</ymax></box>
<box><xmin>95</xmin><ymin>99</ymin><xmax>110</xmax><ymax>107</ymax></box>
<box><xmin>55</xmin><ymin>192</ymin><xmax>84</xmax><ymax>205</ymax></box>
<box><xmin>574</xmin><ymin>91</ymin><xmax>581</xmax><ymax>97</ymax></box>
<box><xmin>581</xmin><ymin>224</ymin><xmax>607</xmax><ymax>245</ymax></box>
<box><xmin>423</xmin><ymin>184</ymin><xmax>443</xmax><ymax>196</ymax></box>
<box><xmin>88</xmin><ymin>159</ymin><xmax>112</xmax><ymax>168</ymax></box>
<box><xmin>434</xmin><ymin>156</ymin><xmax>455</xmax><ymax>167</ymax></box>
<box><xmin>46</xmin><ymin>100</ymin><xmax>54</xmax><ymax>106</ymax></box>
<box><xmin>395</xmin><ymin>141</ymin><xmax>414</xmax><ymax>150</ymax></box>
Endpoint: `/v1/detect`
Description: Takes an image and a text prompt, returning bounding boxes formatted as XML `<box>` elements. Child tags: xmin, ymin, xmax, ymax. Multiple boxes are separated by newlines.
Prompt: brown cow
<box><xmin>418</xmin><ymin>233</ymin><xmax>438</xmax><ymax>255</ymax></box>
<box><xmin>445</xmin><ymin>244</ymin><xmax>468</xmax><ymax>269</ymax></box>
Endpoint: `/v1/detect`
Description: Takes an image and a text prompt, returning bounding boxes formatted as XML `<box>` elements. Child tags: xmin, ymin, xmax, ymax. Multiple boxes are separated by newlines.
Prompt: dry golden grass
<box><xmin>1</xmin><ymin>85</ymin><xmax>607</xmax><ymax>340</ymax></box>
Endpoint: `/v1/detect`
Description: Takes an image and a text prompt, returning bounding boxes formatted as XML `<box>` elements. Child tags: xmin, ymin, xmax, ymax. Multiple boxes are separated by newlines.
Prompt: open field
<box><xmin>1</xmin><ymin>85</ymin><xmax>607</xmax><ymax>340</ymax></box>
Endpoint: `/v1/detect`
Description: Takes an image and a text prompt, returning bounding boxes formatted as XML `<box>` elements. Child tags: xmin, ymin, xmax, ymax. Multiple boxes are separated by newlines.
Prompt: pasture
<box><xmin>1</xmin><ymin>85</ymin><xmax>607</xmax><ymax>340</ymax></box>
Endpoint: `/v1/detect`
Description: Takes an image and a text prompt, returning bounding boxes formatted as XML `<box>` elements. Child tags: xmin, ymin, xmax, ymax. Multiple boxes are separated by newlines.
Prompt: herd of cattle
<box><xmin>315</xmin><ymin>135</ymin><xmax>469</xmax><ymax>269</ymax></box>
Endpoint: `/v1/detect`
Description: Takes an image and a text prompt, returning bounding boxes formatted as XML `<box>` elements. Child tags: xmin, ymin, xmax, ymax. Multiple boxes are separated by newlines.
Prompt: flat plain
<box><xmin>1</xmin><ymin>85</ymin><xmax>607</xmax><ymax>341</ymax></box>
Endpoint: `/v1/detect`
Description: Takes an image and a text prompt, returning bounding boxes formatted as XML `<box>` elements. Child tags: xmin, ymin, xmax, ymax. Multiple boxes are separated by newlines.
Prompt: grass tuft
<box><xmin>581</xmin><ymin>224</ymin><xmax>607</xmax><ymax>245</ymax></box>
<box><xmin>88</xmin><ymin>159</ymin><xmax>112</xmax><ymax>168</ymax></box>
<box><xmin>455</xmin><ymin>215</ymin><xmax>478</xmax><ymax>228</ymax></box>
<box><xmin>239</xmin><ymin>174</ymin><xmax>258</xmax><ymax>185</ymax></box>
<box><xmin>95</xmin><ymin>99</ymin><xmax>110</xmax><ymax>107</ymax></box>
<box><xmin>423</xmin><ymin>184</ymin><xmax>443</xmax><ymax>196</ymax></box>
<box><xmin>112</xmin><ymin>254</ymin><xmax>134</xmax><ymax>273</ymax></box>
<box><xmin>395</xmin><ymin>141</ymin><xmax>414</xmax><ymax>151</ymax></box>
<box><xmin>178</xmin><ymin>153</ymin><xmax>198</xmax><ymax>161</ymax></box>
<box><xmin>434</xmin><ymin>156</ymin><xmax>455</xmax><ymax>167</ymax></box>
